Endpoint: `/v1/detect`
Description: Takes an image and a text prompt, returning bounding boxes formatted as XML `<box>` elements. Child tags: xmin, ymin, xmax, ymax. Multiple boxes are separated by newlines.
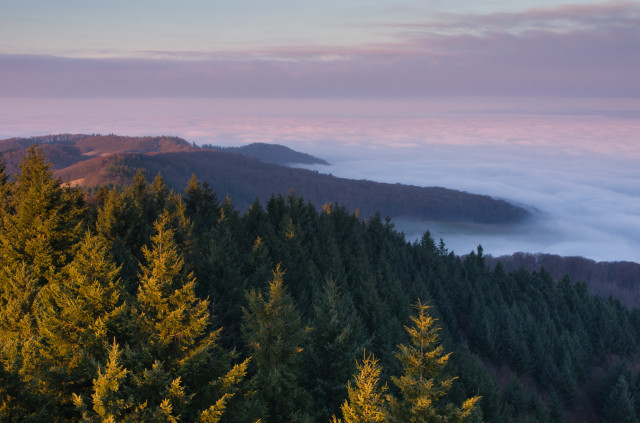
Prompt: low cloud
<box><xmin>1</xmin><ymin>97</ymin><xmax>638</xmax><ymax>263</ymax></box>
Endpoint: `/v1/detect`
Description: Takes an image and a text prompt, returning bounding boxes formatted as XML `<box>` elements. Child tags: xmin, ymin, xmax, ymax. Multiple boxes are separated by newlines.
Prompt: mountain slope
<box><xmin>207</xmin><ymin>142</ymin><xmax>329</xmax><ymax>166</ymax></box>
<box><xmin>0</xmin><ymin>134</ymin><xmax>529</xmax><ymax>224</ymax></box>
<box><xmin>485</xmin><ymin>252</ymin><xmax>640</xmax><ymax>307</ymax></box>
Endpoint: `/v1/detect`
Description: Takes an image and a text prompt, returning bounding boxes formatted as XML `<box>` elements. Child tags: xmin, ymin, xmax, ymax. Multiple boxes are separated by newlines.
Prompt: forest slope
<box><xmin>0</xmin><ymin>134</ymin><xmax>529</xmax><ymax>224</ymax></box>
<box><xmin>485</xmin><ymin>253</ymin><xmax>640</xmax><ymax>307</ymax></box>
<box><xmin>2</xmin><ymin>146</ymin><xmax>640</xmax><ymax>423</ymax></box>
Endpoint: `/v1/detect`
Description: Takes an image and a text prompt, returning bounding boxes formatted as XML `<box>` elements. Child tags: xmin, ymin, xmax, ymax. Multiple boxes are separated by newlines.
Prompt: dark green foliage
<box><xmin>242</xmin><ymin>264</ymin><xmax>312</xmax><ymax>423</ymax></box>
<box><xmin>386</xmin><ymin>301</ymin><xmax>480</xmax><ymax>423</ymax></box>
<box><xmin>307</xmin><ymin>279</ymin><xmax>368</xmax><ymax>421</ymax></box>
<box><xmin>3</xmin><ymin>148</ymin><xmax>640</xmax><ymax>422</ymax></box>
<box><xmin>0</xmin><ymin>145</ymin><xmax>84</xmax><ymax>285</ymax></box>
<box><xmin>602</xmin><ymin>376</ymin><xmax>639</xmax><ymax>423</ymax></box>
<box><xmin>1</xmin><ymin>151</ymin><xmax>247</xmax><ymax>423</ymax></box>
<box><xmin>31</xmin><ymin>232</ymin><xmax>126</xmax><ymax>413</ymax></box>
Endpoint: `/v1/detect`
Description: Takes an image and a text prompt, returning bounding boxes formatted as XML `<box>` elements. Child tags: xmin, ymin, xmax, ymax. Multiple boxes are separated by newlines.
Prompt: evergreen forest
<box><xmin>2</xmin><ymin>146</ymin><xmax>640</xmax><ymax>422</ymax></box>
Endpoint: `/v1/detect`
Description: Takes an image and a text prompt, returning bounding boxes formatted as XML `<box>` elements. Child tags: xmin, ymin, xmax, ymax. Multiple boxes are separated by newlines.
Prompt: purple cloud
<box><xmin>1</xmin><ymin>2</ymin><xmax>638</xmax><ymax>98</ymax></box>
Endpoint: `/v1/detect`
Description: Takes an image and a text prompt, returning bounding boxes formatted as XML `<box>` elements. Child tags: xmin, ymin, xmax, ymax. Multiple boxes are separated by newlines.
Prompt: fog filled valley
<box><xmin>2</xmin><ymin>140</ymin><xmax>640</xmax><ymax>423</ymax></box>
<box><xmin>2</xmin><ymin>97</ymin><xmax>640</xmax><ymax>421</ymax></box>
<box><xmin>4</xmin><ymin>0</ymin><xmax>640</xmax><ymax>420</ymax></box>
<box><xmin>2</xmin><ymin>97</ymin><xmax>639</xmax><ymax>263</ymax></box>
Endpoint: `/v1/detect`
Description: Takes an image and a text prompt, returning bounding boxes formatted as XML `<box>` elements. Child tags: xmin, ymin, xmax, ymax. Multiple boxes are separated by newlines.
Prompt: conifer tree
<box><xmin>0</xmin><ymin>145</ymin><xmax>84</xmax><ymax>285</ymax></box>
<box><xmin>150</xmin><ymin>172</ymin><xmax>169</xmax><ymax>212</ymax></box>
<box><xmin>0</xmin><ymin>264</ymin><xmax>51</xmax><ymax>422</ymax></box>
<box><xmin>95</xmin><ymin>187</ymin><xmax>142</xmax><ymax>286</ymax></box>
<box><xmin>73</xmin><ymin>212</ymin><xmax>247</xmax><ymax>422</ymax></box>
<box><xmin>309</xmin><ymin>278</ymin><xmax>368</xmax><ymax>421</ymax></box>
<box><xmin>602</xmin><ymin>375</ymin><xmax>639</xmax><ymax>423</ymax></box>
<box><xmin>0</xmin><ymin>263</ymin><xmax>39</xmax><ymax>352</ymax></box>
<box><xmin>331</xmin><ymin>352</ymin><xmax>387</xmax><ymax>423</ymax></box>
<box><xmin>202</xmin><ymin>194</ymin><xmax>248</xmax><ymax>347</ymax></box>
<box><xmin>31</xmin><ymin>232</ymin><xmax>126</xmax><ymax>412</ymax></box>
<box><xmin>183</xmin><ymin>174</ymin><xmax>220</xmax><ymax>296</ymax></box>
<box><xmin>386</xmin><ymin>300</ymin><xmax>480</xmax><ymax>423</ymax></box>
<box><xmin>134</xmin><ymin>211</ymin><xmax>212</xmax><ymax>366</ymax></box>
<box><xmin>183</xmin><ymin>174</ymin><xmax>219</xmax><ymax>234</ymax></box>
<box><xmin>0</xmin><ymin>155</ymin><xmax>11</xmax><ymax>212</ymax></box>
<box><xmin>242</xmin><ymin>264</ymin><xmax>311</xmax><ymax>423</ymax></box>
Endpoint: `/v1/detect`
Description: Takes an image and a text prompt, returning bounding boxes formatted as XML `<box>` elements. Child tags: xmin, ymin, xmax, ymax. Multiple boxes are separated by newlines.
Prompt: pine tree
<box><xmin>386</xmin><ymin>300</ymin><xmax>480</xmax><ymax>423</ymax></box>
<box><xmin>331</xmin><ymin>352</ymin><xmax>387</xmax><ymax>423</ymax></box>
<box><xmin>242</xmin><ymin>264</ymin><xmax>311</xmax><ymax>423</ymax></box>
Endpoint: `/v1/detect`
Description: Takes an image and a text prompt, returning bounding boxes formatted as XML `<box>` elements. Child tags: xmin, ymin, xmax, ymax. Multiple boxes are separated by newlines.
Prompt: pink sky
<box><xmin>1</xmin><ymin>2</ymin><xmax>639</xmax><ymax>99</ymax></box>
<box><xmin>2</xmin><ymin>97</ymin><xmax>638</xmax><ymax>158</ymax></box>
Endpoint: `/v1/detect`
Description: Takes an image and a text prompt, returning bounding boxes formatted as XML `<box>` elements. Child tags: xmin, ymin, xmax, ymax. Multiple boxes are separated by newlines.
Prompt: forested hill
<box><xmin>1</xmin><ymin>146</ymin><xmax>640</xmax><ymax>422</ymax></box>
<box><xmin>0</xmin><ymin>134</ymin><xmax>529</xmax><ymax>224</ymax></box>
<box><xmin>203</xmin><ymin>142</ymin><xmax>330</xmax><ymax>166</ymax></box>
<box><xmin>485</xmin><ymin>252</ymin><xmax>640</xmax><ymax>308</ymax></box>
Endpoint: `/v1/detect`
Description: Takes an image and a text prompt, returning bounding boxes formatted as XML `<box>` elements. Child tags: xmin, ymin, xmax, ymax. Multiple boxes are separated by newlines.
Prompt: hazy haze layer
<box><xmin>1</xmin><ymin>97</ymin><xmax>638</xmax><ymax>263</ymax></box>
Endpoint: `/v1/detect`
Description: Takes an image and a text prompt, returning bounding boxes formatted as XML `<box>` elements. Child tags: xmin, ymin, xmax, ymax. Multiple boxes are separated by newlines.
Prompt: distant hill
<box><xmin>0</xmin><ymin>134</ymin><xmax>196</xmax><ymax>176</ymax></box>
<box><xmin>485</xmin><ymin>252</ymin><xmax>640</xmax><ymax>307</ymax></box>
<box><xmin>0</xmin><ymin>134</ymin><xmax>529</xmax><ymax>224</ymax></box>
<box><xmin>205</xmin><ymin>142</ymin><xmax>329</xmax><ymax>166</ymax></box>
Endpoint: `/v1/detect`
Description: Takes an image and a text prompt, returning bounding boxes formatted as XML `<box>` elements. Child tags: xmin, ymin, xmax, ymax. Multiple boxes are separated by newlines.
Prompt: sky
<box><xmin>1</xmin><ymin>1</ymin><xmax>639</xmax><ymax>262</ymax></box>
<box><xmin>1</xmin><ymin>0</ymin><xmax>640</xmax><ymax>97</ymax></box>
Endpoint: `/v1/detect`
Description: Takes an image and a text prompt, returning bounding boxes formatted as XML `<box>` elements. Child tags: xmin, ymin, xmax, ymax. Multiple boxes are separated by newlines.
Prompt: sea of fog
<box><xmin>1</xmin><ymin>97</ymin><xmax>639</xmax><ymax>263</ymax></box>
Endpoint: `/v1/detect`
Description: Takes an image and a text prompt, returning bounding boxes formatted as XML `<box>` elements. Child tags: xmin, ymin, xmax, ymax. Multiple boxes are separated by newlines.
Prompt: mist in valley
<box><xmin>1</xmin><ymin>97</ymin><xmax>639</xmax><ymax>263</ymax></box>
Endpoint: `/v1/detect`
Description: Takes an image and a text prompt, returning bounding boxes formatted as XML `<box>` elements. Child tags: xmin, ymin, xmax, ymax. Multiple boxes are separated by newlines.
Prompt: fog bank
<box><xmin>1</xmin><ymin>97</ymin><xmax>638</xmax><ymax>262</ymax></box>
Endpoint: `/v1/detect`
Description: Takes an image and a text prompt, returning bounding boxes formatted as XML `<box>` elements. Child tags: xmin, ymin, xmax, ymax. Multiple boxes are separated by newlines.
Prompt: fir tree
<box><xmin>386</xmin><ymin>300</ymin><xmax>480</xmax><ymax>423</ymax></box>
<box><xmin>602</xmin><ymin>375</ymin><xmax>639</xmax><ymax>423</ymax></box>
<box><xmin>308</xmin><ymin>278</ymin><xmax>368</xmax><ymax>421</ymax></box>
<box><xmin>0</xmin><ymin>155</ymin><xmax>11</xmax><ymax>212</ymax></box>
<box><xmin>242</xmin><ymin>264</ymin><xmax>311</xmax><ymax>423</ymax></box>
<box><xmin>0</xmin><ymin>145</ymin><xmax>84</xmax><ymax>285</ymax></box>
<box><xmin>134</xmin><ymin>211</ymin><xmax>212</xmax><ymax>366</ymax></box>
<box><xmin>31</xmin><ymin>232</ymin><xmax>126</xmax><ymax>413</ymax></box>
<box><xmin>95</xmin><ymin>187</ymin><xmax>142</xmax><ymax>287</ymax></box>
<box><xmin>74</xmin><ymin>213</ymin><xmax>247</xmax><ymax>422</ymax></box>
<box><xmin>331</xmin><ymin>352</ymin><xmax>387</xmax><ymax>423</ymax></box>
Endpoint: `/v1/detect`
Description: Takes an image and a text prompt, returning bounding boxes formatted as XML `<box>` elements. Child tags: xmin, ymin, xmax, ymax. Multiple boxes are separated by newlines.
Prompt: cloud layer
<box><xmin>1</xmin><ymin>96</ymin><xmax>638</xmax><ymax>262</ymax></box>
<box><xmin>1</xmin><ymin>2</ymin><xmax>639</xmax><ymax>98</ymax></box>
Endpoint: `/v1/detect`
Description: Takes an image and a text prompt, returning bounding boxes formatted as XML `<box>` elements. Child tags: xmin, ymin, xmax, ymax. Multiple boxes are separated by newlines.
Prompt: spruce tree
<box><xmin>386</xmin><ymin>300</ymin><xmax>480</xmax><ymax>423</ymax></box>
<box><xmin>72</xmin><ymin>212</ymin><xmax>247</xmax><ymax>422</ymax></box>
<box><xmin>309</xmin><ymin>278</ymin><xmax>368</xmax><ymax>421</ymax></box>
<box><xmin>331</xmin><ymin>352</ymin><xmax>387</xmax><ymax>423</ymax></box>
<box><xmin>0</xmin><ymin>145</ymin><xmax>84</xmax><ymax>285</ymax></box>
<box><xmin>242</xmin><ymin>264</ymin><xmax>311</xmax><ymax>423</ymax></box>
<box><xmin>31</xmin><ymin>232</ymin><xmax>126</xmax><ymax>413</ymax></box>
<box><xmin>0</xmin><ymin>155</ymin><xmax>11</xmax><ymax>212</ymax></box>
<box><xmin>134</xmin><ymin>211</ymin><xmax>213</xmax><ymax>366</ymax></box>
<box><xmin>602</xmin><ymin>375</ymin><xmax>639</xmax><ymax>423</ymax></box>
<box><xmin>95</xmin><ymin>187</ymin><xmax>142</xmax><ymax>287</ymax></box>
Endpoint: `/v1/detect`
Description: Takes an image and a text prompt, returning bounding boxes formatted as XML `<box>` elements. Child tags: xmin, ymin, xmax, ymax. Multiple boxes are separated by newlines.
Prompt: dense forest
<box><xmin>202</xmin><ymin>143</ymin><xmax>330</xmax><ymax>166</ymax></box>
<box><xmin>2</xmin><ymin>146</ymin><xmax>640</xmax><ymax>422</ymax></box>
<box><xmin>485</xmin><ymin>253</ymin><xmax>640</xmax><ymax>308</ymax></box>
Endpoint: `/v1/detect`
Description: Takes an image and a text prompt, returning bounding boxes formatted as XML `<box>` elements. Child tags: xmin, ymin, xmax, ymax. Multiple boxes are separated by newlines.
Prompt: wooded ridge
<box><xmin>1</xmin><ymin>146</ymin><xmax>640</xmax><ymax>422</ymax></box>
<box><xmin>0</xmin><ymin>134</ymin><xmax>529</xmax><ymax>225</ymax></box>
